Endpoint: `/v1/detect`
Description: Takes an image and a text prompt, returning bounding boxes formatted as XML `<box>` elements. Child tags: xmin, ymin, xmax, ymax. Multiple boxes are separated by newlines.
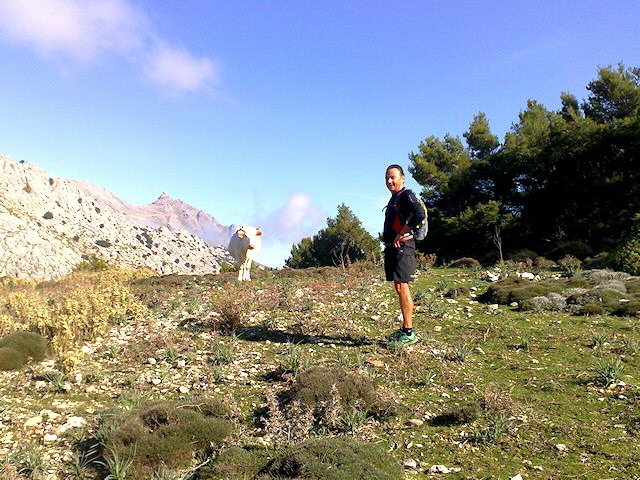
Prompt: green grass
<box><xmin>1</xmin><ymin>265</ymin><xmax>639</xmax><ymax>478</ymax></box>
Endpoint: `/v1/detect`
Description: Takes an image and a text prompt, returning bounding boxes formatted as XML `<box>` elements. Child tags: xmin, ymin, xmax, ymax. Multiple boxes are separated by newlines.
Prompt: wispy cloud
<box><xmin>145</xmin><ymin>43</ymin><xmax>218</xmax><ymax>93</ymax></box>
<box><xmin>0</xmin><ymin>0</ymin><xmax>219</xmax><ymax>93</ymax></box>
<box><xmin>258</xmin><ymin>193</ymin><xmax>327</xmax><ymax>245</ymax></box>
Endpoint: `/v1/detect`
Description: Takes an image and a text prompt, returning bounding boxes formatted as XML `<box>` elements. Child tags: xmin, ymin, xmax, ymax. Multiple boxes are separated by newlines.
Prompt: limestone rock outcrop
<box><xmin>0</xmin><ymin>155</ymin><xmax>234</xmax><ymax>279</ymax></box>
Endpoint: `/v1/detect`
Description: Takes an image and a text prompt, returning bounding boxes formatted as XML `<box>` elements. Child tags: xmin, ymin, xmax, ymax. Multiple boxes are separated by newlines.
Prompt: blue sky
<box><xmin>1</xmin><ymin>1</ymin><xmax>638</xmax><ymax>267</ymax></box>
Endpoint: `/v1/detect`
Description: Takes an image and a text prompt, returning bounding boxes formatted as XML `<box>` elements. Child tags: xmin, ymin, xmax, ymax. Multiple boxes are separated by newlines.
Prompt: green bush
<box><xmin>558</xmin><ymin>255</ymin><xmax>582</xmax><ymax>275</ymax></box>
<box><xmin>73</xmin><ymin>255</ymin><xmax>109</xmax><ymax>272</ymax></box>
<box><xmin>449</xmin><ymin>257</ymin><xmax>481</xmax><ymax>268</ymax></box>
<box><xmin>260</xmin><ymin>437</ymin><xmax>404</xmax><ymax>479</ymax></box>
<box><xmin>205</xmin><ymin>446</ymin><xmax>273</xmax><ymax>479</ymax></box>
<box><xmin>610</xmin><ymin>236</ymin><xmax>640</xmax><ymax>275</ymax></box>
<box><xmin>219</xmin><ymin>261</ymin><xmax>238</xmax><ymax>273</ymax></box>
<box><xmin>288</xmin><ymin>366</ymin><xmax>397</xmax><ymax>421</ymax></box>
<box><xmin>102</xmin><ymin>398</ymin><xmax>232</xmax><ymax>479</ymax></box>
<box><xmin>0</xmin><ymin>331</ymin><xmax>48</xmax><ymax>370</ymax></box>
<box><xmin>546</xmin><ymin>240</ymin><xmax>593</xmax><ymax>260</ymax></box>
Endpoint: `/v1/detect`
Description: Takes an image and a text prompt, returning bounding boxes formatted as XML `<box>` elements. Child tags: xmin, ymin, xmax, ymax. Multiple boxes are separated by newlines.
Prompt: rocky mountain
<box><xmin>0</xmin><ymin>155</ymin><xmax>235</xmax><ymax>279</ymax></box>
<box><xmin>70</xmin><ymin>181</ymin><xmax>237</xmax><ymax>247</ymax></box>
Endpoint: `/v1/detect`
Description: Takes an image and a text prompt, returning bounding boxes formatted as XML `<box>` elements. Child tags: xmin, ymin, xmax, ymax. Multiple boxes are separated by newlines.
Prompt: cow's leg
<box><xmin>237</xmin><ymin>264</ymin><xmax>244</xmax><ymax>281</ymax></box>
<box><xmin>244</xmin><ymin>258</ymin><xmax>253</xmax><ymax>281</ymax></box>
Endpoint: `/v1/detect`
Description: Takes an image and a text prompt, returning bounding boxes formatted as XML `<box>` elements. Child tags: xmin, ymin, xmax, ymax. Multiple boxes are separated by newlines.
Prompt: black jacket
<box><xmin>383</xmin><ymin>188</ymin><xmax>425</xmax><ymax>245</ymax></box>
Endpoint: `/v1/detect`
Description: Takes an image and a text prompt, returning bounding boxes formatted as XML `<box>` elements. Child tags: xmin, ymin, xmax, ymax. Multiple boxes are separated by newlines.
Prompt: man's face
<box><xmin>386</xmin><ymin>168</ymin><xmax>404</xmax><ymax>194</ymax></box>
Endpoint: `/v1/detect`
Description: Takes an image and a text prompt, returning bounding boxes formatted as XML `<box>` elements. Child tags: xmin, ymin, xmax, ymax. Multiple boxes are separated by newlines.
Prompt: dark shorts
<box><xmin>384</xmin><ymin>244</ymin><xmax>417</xmax><ymax>283</ymax></box>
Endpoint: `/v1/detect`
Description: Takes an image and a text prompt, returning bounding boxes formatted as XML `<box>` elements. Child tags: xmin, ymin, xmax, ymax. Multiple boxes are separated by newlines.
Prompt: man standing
<box><xmin>383</xmin><ymin>164</ymin><xmax>426</xmax><ymax>347</ymax></box>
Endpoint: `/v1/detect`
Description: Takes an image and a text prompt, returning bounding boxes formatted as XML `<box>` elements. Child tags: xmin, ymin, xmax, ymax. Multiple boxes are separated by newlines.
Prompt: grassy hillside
<box><xmin>0</xmin><ymin>263</ymin><xmax>639</xmax><ymax>479</ymax></box>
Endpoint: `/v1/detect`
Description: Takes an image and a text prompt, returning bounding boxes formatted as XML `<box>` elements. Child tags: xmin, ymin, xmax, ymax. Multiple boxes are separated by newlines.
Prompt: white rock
<box><xmin>521</xmin><ymin>272</ymin><xmax>535</xmax><ymax>280</ymax></box>
<box><xmin>429</xmin><ymin>465</ymin><xmax>451</xmax><ymax>473</ymax></box>
<box><xmin>488</xmin><ymin>304</ymin><xmax>499</xmax><ymax>311</ymax></box>
<box><xmin>24</xmin><ymin>416</ymin><xmax>43</xmax><ymax>427</ymax></box>
<box><xmin>403</xmin><ymin>459</ymin><xmax>417</xmax><ymax>468</ymax></box>
<box><xmin>147</xmin><ymin>357</ymin><xmax>157</xmax><ymax>365</ymax></box>
<box><xmin>510</xmin><ymin>302</ymin><xmax>519</xmax><ymax>307</ymax></box>
<box><xmin>555</xmin><ymin>443</ymin><xmax>567</xmax><ymax>451</ymax></box>
<box><xmin>177</xmin><ymin>359</ymin><xmax>186</xmax><ymax>368</ymax></box>
<box><xmin>43</xmin><ymin>434</ymin><xmax>57</xmax><ymax>443</ymax></box>
<box><xmin>406</xmin><ymin>419</ymin><xmax>424</xmax><ymax>426</ymax></box>
<box><xmin>152</xmin><ymin>378</ymin><xmax>162</xmax><ymax>385</ymax></box>
<box><xmin>510</xmin><ymin>475</ymin><xmax>523</xmax><ymax>480</ymax></box>
<box><xmin>178</xmin><ymin>386</ymin><xmax>190</xmax><ymax>394</ymax></box>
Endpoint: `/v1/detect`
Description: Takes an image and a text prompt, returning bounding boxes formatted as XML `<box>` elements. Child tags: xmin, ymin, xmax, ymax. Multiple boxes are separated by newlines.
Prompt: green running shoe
<box><xmin>386</xmin><ymin>329</ymin><xmax>404</xmax><ymax>341</ymax></box>
<box><xmin>388</xmin><ymin>332</ymin><xmax>418</xmax><ymax>347</ymax></box>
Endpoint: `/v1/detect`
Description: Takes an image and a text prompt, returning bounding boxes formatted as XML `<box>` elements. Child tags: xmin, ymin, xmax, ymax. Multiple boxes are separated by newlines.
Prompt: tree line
<box><xmin>287</xmin><ymin>63</ymin><xmax>639</xmax><ymax>269</ymax></box>
<box><xmin>409</xmin><ymin>63</ymin><xmax>639</xmax><ymax>262</ymax></box>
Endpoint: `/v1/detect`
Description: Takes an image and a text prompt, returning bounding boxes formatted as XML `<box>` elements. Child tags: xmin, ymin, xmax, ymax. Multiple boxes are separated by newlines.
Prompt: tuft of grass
<box><xmin>470</xmin><ymin>414</ymin><xmax>509</xmax><ymax>445</ymax></box>
<box><xmin>42</xmin><ymin>370</ymin><xmax>68</xmax><ymax>392</ymax></box>
<box><xmin>593</xmin><ymin>357</ymin><xmax>625</xmax><ymax>386</ymax></box>
<box><xmin>443</xmin><ymin>343</ymin><xmax>473</xmax><ymax>362</ymax></box>
<box><xmin>209</xmin><ymin>343</ymin><xmax>234</xmax><ymax>365</ymax></box>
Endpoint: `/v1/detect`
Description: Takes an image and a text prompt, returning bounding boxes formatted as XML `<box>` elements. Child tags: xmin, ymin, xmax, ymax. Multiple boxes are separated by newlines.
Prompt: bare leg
<box><xmin>394</xmin><ymin>281</ymin><xmax>413</xmax><ymax>329</ymax></box>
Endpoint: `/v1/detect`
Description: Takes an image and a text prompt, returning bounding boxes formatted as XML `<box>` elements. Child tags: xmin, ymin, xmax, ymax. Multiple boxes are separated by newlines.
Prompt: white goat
<box><xmin>227</xmin><ymin>224</ymin><xmax>263</xmax><ymax>281</ymax></box>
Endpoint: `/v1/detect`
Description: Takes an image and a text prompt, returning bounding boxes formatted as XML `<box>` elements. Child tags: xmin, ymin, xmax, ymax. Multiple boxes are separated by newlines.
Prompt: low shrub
<box><xmin>558</xmin><ymin>255</ymin><xmax>582</xmax><ymax>275</ymax></box>
<box><xmin>416</xmin><ymin>252</ymin><xmax>437</xmax><ymax>270</ymax></box>
<box><xmin>205</xmin><ymin>446</ymin><xmax>273</xmax><ymax>479</ymax></box>
<box><xmin>508</xmin><ymin>249</ymin><xmax>538</xmax><ymax>262</ymax></box>
<box><xmin>73</xmin><ymin>255</ymin><xmax>109</xmax><ymax>272</ymax></box>
<box><xmin>546</xmin><ymin>240</ymin><xmax>593</xmax><ymax>261</ymax></box>
<box><xmin>102</xmin><ymin>398</ymin><xmax>232</xmax><ymax>479</ymax></box>
<box><xmin>430</xmin><ymin>402</ymin><xmax>481</xmax><ymax>426</ymax></box>
<box><xmin>533</xmin><ymin>256</ymin><xmax>556</xmax><ymax>270</ymax></box>
<box><xmin>287</xmin><ymin>366</ymin><xmax>397</xmax><ymax>422</ymax></box>
<box><xmin>610</xmin><ymin>236</ymin><xmax>640</xmax><ymax>275</ymax></box>
<box><xmin>449</xmin><ymin>257</ymin><xmax>481</xmax><ymax>268</ymax></box>
<box><xmin>259</xmin><ymin>437</ymin><xmax>404</xmax><ymax>480</ymax></box>
<box><xmin>0</xmin><ymin>331</ymin><xmax>48</xmax><ymax>370</ymax></box>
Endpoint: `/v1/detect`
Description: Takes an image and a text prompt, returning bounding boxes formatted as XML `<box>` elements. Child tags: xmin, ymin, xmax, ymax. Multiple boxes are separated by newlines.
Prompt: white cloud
<box><xmin>259</xmin><ymin>193</ymin><xmax>326</xmax><ymax>245</ymax></box>
<box><xmin>250</xmin><ymin>193</ymin><xmax>327</xmax><ymax>268</ymax></box>
<box><xmin>144</xmin><ymin>43</ymin><xmax>218</xmax><ymax>93</ymax></box>
<box><xmin>0</xmin><ymin>0</ymin><xmax>218</xmax><ymax>92</ymax></box>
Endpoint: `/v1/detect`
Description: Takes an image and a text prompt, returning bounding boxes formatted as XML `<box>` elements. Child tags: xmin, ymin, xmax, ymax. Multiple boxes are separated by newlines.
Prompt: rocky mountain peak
<box><xmin>0</xmin><ymin>155</ymin><xmax>235</xmax><ymax>279</ymax></box>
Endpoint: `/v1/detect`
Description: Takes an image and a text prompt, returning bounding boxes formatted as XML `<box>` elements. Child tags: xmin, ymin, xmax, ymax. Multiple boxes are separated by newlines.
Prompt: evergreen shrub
<box><xmin>288</xmin><ymin>366</ymin><xmax>397</xmax><ymax>421</ymax></box>
<box><xmin>0</xmin><ymin>332</ymin><xmax>48</xmax><ymax>370</ymax></box>
<box><xmin>103</xmin><ymin>398</ymin><xmax>232</xmax><ymax>479</ymax></box>
<box><xmin>449</xmin><ymin>257</ymin><xmax>481</xmax><ymax>268</ymax></box>
<box><xmin>610</xmin><ymin>236</ymin><xmax>640</xmax><ymax>275</ymax></box>
<box><xmin>259</xmin><ymin>437</ymin><xmax>404</xmax><ymax>480</ymax></box>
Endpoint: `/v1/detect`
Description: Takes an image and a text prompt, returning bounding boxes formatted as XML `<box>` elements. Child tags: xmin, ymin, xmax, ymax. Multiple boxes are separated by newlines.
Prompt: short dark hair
<box><xmin>386</xmin><ymin>164</ymin><xmax>404</xmax><ymax>176</ymax></box>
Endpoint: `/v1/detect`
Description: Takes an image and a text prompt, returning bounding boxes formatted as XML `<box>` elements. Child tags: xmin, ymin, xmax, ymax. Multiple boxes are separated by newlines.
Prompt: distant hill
<box><xmin>0</xmin><ymin>155</ymin><xmax>235</xmax><ymax>279</ymax></box>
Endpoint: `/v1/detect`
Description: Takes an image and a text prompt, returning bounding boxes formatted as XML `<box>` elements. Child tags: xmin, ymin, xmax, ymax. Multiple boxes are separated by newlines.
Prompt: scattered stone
<box><xmin>488</xmin><ymin>304</ymin><xmax>499</xmax><ymax>311</ymax></box>
<box><xmin>404</xmin><ymin>459</ymin><xmax>417</xmax><ymax>469</ymax></box>
<box><xmin>43</xmin><ymin>434</ymin><xmax>57</xmax><ymax>443</ymax></box>
<box><xmin>406</xmin><ymin>419</ymin><xmax>424</xmax><ymax>426</ymax></box>
<box><xmin>474</xmin><ymin>347</ymin><xmax>485</xmax><ymax>355</ymax></box>
<box><xmin>510</xmin><ymin>301</ymin><xmax>519</xmax><ymax>307</ymax></box>
<box><xmin>24</xmin><ymin>416</ymin><xmax>43</xmax><ymax>427</ymax></box>
<box><xmin>367</xmin><ymin>359</ymin><xmax>384</xmax><ymax>368</ymax></box>
<box><xmin>510</xmin><ymin>475</ymin><xmax>523</xmax><ymax>480</ymax></box>
<box><xmin>555</xmin><ymin>443</ymin><xmax>567</xmax><ymax>451</ymax></box>
<box><xmin>429</xmin><ymin>465</ymin><xmax>451</xmax><ymax>474</ymax></box>
<box><xmin>177</xmin><ymin>359</ymin><xmax>186</xmax><ymax>368</ymax></box>
<box><xmin>178</xmin><ymin>386</ymin><xmax>190</xmax><ymax>394</ymax></box>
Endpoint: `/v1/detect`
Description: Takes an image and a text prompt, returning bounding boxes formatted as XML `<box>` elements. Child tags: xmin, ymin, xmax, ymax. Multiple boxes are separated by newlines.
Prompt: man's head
<box><xmin>385</xmin><ymin>164</ymin><xmax>405</xmax><ymax>194</ymax></box>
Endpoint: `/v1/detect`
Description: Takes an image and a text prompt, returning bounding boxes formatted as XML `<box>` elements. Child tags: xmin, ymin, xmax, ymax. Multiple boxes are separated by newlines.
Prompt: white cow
<box><xmin>227</xmin><ymin>224</ymin><xmax>263</xmax><ymax>281</ymax></box>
